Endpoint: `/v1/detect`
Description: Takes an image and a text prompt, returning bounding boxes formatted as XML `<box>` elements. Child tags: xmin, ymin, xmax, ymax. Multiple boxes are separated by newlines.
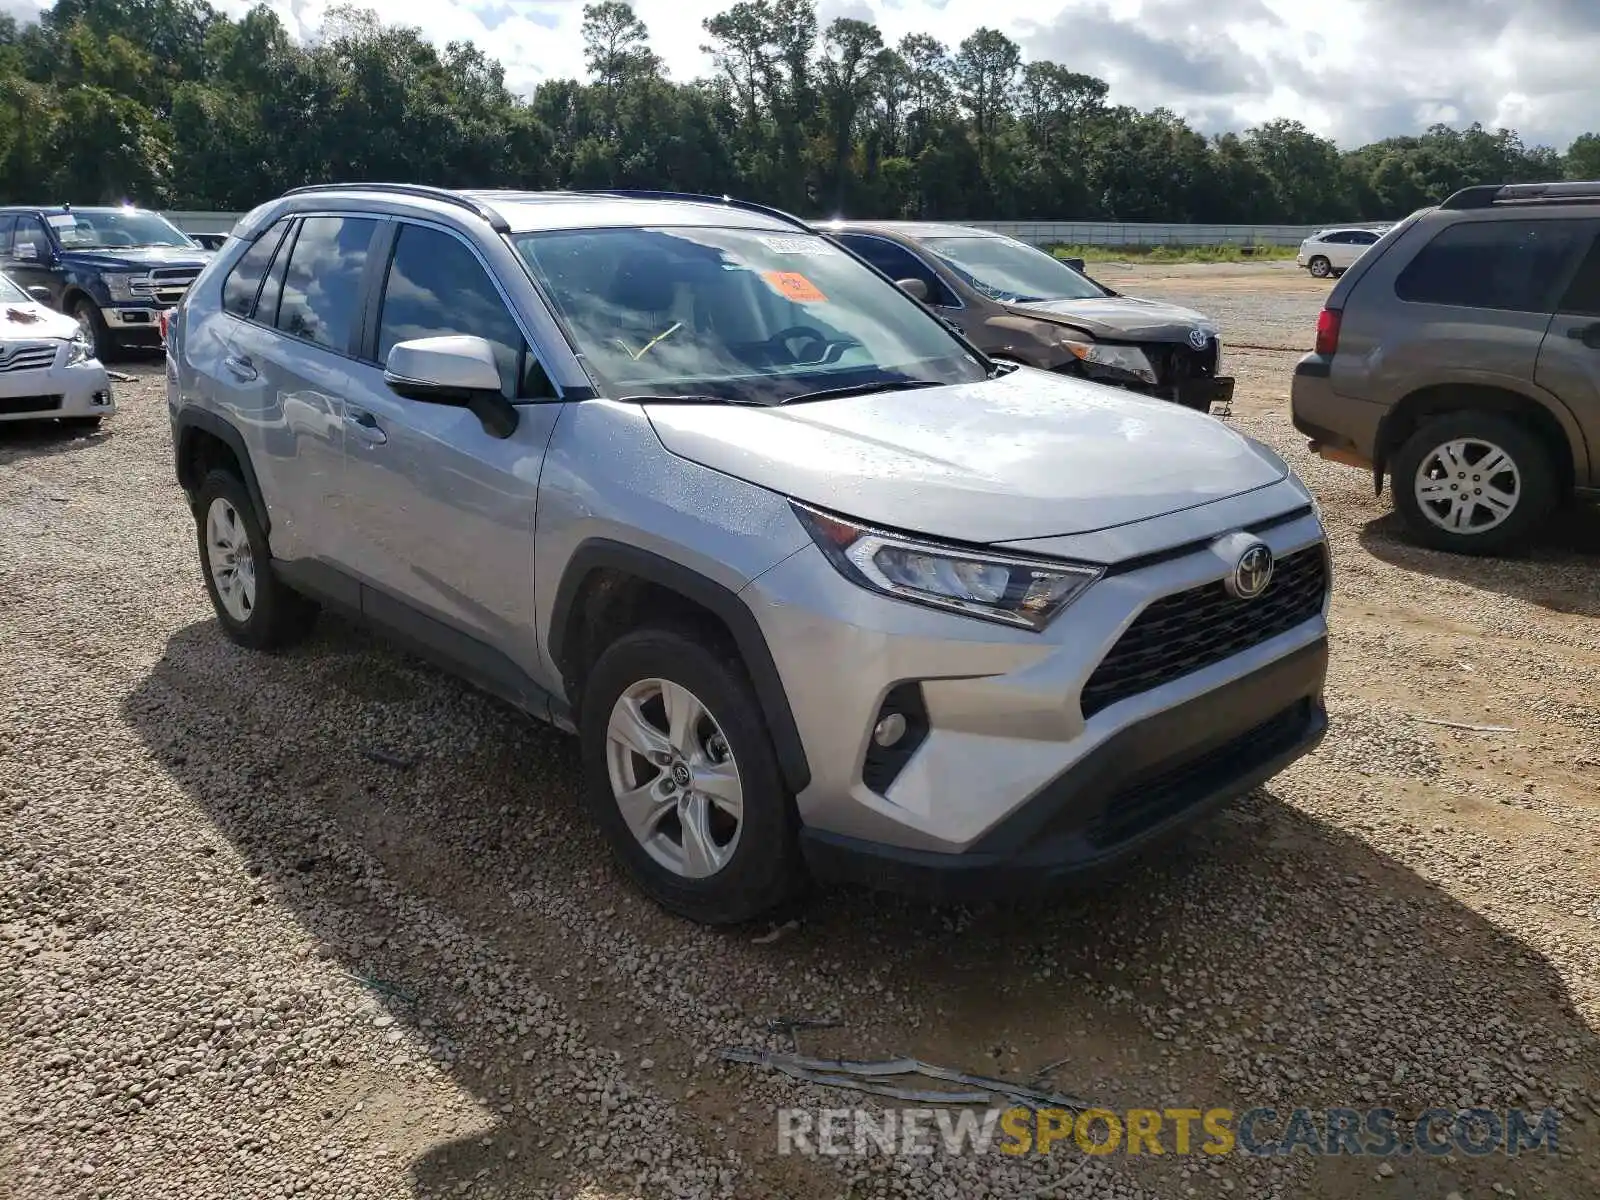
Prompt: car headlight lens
<box><xmin>102</xmin><ymin>273</ymin><xmax>136</xmax><ymax>302</ymax></box>
<box><xmin>1058</xmin><ymin>336</ymin><xmax>1157</xmax><ymax>384</ymax></box>
<box><xmin>793</xmin><ymin>502</ymin><xmax>1102</xmax><ymax>630</ymax></box>
<box><xmin>66</xmin><ymin>330</ymin><xmax>91</xmax><ymax>365</ymax></box>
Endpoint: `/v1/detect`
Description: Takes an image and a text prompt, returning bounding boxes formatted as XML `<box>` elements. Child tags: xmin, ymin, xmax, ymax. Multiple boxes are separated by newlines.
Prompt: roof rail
<box><xmin>566</xmin><ymin>189</ymin><xmax>813</xmax><ymax>232</ymax></box>
<box><xmin>1440</xmin><ymin>181</ymin><xmax>1600</xmax><ymax>211</ymax></box>
<box><xmin>280</xmin><ymin>182</ymin><xmax>510</xmax><ymax>231</ymax></box>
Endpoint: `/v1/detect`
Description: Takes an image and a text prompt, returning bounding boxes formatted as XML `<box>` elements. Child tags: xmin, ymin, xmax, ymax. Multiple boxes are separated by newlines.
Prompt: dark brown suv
<box><xmin>1291</xmin><ymin>181</ymin><xmax>1600</xmax><ymax>555</ymax></box>
<box><xmin>818</xmin><ymin>221</ymin><xmax>1235</xmax><ymax>413</ymax></box>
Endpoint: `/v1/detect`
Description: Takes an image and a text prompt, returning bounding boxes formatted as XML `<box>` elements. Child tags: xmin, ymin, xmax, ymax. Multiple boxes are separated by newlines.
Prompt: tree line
<box><xmin>4</xmin><ymin>0</ymin><xmax>1599</xmax><ymax>224</ymax></box>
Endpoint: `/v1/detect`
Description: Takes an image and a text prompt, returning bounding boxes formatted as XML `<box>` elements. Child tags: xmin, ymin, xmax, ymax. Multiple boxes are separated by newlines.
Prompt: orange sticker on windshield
<box><xmin>763</xmin><ymin>271</ymin><xmax>827</xmax><ymax>304</ymax></box>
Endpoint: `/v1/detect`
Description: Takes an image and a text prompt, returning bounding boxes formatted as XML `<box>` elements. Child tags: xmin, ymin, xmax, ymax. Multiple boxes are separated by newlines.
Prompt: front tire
<box><xmin>1391</xmin><ymin>411</ymin><xmax>1556</xmax><ymax>555</ymax></box>
<box><xmin>580</xmin><ymin>625</ymin><xmax>805</xmax><ymax>924</ymax></box>
<box><xmin>1308</xmin><ymin>256</ymin><xmax>1333</xmax><ymax>278</ymax></box>
<box><xmin>70</xmin><ymin>297</ymin><xmax>111</xmax><ymax>362</ymax></box>
<box><xmin>195</xmin><ymin>468</ymin><xmax>318</xmax><ymax>649</ymax></box>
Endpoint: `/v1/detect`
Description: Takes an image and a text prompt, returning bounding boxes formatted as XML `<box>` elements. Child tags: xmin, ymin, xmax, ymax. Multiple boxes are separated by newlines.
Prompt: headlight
<box><xmin>102</xmin><ymin>273</ymin><xmax>137</xmax><ymax>302</ymax></box>
<box><xmin>793</xmin><ymin>502</ymin><xmax>1102</xmax><ymax>630</ymax></box>
<box><xmin>1059</xmin><ymin>337</ymin><xmax>1156</xmax><ymax>384</ymax></box>
<box><xmin>66</xmin><ymin>330</ymin><xmax>92</xmax><ymax>365</ymax></box>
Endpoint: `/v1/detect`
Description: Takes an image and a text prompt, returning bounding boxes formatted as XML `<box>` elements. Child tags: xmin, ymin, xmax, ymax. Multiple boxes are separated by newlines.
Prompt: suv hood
<box><xmin>644</xmin><ymin>368</ymin><xmax>1286</xmax><ymax>544</ymax></box>
<box><xmin>2</xmin><ymin>298</ymin><xmax>75</xmax><ymax>343</ymax></box>
<box><xmin>58</xmin><ymin>247</ymin><xmax>212</xmax><ymax>271</ymax></box>
<box><xmin>1007</xmin><ymin>294</ymin><xmax>1216</xmax><ymax>342</ymax></box>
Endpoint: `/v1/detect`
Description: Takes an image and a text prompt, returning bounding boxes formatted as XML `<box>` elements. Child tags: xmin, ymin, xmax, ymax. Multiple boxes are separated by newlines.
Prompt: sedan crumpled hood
<box><xmin>1</xmin><ymin>299</ymin><xmax>75</xmax><ymax>343</ymax></box>
<box><xmin>1007</xmin><ymin>294</ymin><xmax>1217</xmax><ymax>342</ymax></box>
<box><xmin>644</xmin><ymin>367</ymin><xmax>1287</xmax><ymax>544</ymax></box>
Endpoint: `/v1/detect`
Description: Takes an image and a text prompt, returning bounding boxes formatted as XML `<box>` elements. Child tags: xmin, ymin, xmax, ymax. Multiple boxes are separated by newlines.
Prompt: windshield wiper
<box><xmin>777</xmin><ymin>379</ymin><xmax>944</xmax><ymax>406</ymax></box>
<box><xmin>618</xmin><ymin>392</ymin><xmax>767</xmax><ymax>406</ymax></box>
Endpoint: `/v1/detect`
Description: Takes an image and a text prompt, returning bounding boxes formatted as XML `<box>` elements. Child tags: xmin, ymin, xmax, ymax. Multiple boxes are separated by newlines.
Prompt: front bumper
<box><xmin>802</xmin><ymin>640</ymin><xmax>1327</xmax><ymax>902</ymax></box>
<box><xmin>101</xmin><ymin>305</ymin><xmax>165</xmax><ymax>343</ymax></box>
<box><xmin>0</xmin><ymin>357</ymin><xmax>116</xmax><ymax>422</ymax></box>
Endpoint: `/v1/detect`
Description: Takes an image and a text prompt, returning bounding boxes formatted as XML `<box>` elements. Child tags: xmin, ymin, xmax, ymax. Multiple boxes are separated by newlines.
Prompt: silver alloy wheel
<box><xmin>604</xmin><ymin>678</ymin><xmax>743</xmax><ymax>879</ymax></box>
<box><xmin>1412</xmin><ymin>437</ymin><xmax>1521</xmax><ymax>535</ymax></box>
<box><xmin>1308</xmin><ymin>256</ymin><xmax>1332</xmax><ymax>278</ymax></box>
<box><xmin>205</xmin><ymin>497</ymin><xmax>258</xmax><ymax>622</ymax></box>
<box><xmin>73</xmin><ymin>306</ymin><xmax>98</xmax><ymax>359</ymax></box>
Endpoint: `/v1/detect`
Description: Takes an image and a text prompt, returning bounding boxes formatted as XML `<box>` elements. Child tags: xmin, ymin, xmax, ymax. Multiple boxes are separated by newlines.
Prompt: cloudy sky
<box><xmin>6</xmin><ymin>0</ymin><xmax>1596</xmax><ymax>149</ymax></box>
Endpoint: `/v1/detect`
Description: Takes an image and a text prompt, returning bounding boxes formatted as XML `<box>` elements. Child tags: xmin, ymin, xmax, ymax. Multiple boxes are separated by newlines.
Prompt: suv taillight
<box><xmin>1315</xmin><ymin>308</ymin><xmax>1342</xmax><ymax>356</ymax></box>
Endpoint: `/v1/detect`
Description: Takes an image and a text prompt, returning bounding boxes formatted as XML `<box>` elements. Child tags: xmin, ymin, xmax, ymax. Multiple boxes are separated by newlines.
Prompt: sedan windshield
<box><xmin>513</xmin><ymin>226</ymin><xmax>988</xmax><ymax>403</ymax></box>
<box><xmin>0</xmin><ymin>273</ymin><xmax>27</xmax><ymax>303</ymax></box>
<box><xmin>922</xmin><ymin>235</ymin><xmax>1105</xmax><ymax>304</ymax></box>
<box><xmin>50</xmin><ymin>209</ymin><xmax>196</xmax><ymax>250</ymax></box>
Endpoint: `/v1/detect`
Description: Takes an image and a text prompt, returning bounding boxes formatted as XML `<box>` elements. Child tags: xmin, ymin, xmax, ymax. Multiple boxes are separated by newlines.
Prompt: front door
<box><xmin>1535</xmin><ymin>222</ymin><xmax>1600</xmax><ymax>488</ymax></box>
<box><xmin>5</xmin><ymin>216</ymin><xmax>61</xmax><ymax>305</ymax></box>
<box><xmin>831</xmin><ymin>232</ymin><xmax>976</xmax><ymax>341</ymax></box>
<box><xmin>337</xmin><ymin>219</ymin><xmax>564</xmax><ymax>706</ymax></box>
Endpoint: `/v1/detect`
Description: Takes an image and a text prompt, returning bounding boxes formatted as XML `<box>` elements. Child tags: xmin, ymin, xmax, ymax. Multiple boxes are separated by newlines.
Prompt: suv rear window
<box><xmin>223</xmin><ymin>220</ymin><xmax>290</xmax><ymax>317</ymax></box>
<box><xmin>1395</xmin><ymin>219</ymin><xmax>1585</xmax><ymax>313</ymax></box>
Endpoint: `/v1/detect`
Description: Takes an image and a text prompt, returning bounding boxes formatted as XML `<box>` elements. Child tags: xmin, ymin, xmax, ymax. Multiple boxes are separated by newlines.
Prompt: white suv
<box><xmin>1297</xmin><ymin>227</ymin><xmax>1386</xmax><ymax>278</ymax></box>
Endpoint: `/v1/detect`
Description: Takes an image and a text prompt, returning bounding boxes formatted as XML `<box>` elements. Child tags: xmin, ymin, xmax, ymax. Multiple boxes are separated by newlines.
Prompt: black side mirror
<box><xmin>384</xmin><ymin>336</ymin><xmax>520</xmax><ymax>440</ymax></box>
<box><xmin>1062</xmin><ymin>257</ymin><xmax>1086</xmax><ymax>274</ymax></box>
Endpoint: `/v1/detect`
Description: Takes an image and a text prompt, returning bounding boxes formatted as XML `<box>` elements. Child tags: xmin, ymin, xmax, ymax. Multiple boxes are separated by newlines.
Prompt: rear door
<box><xmin>335</xmin><ymin>218</ymin><xmax>565</xmax><ymax>704</ymax></box>
<box><xmin>1339</xmin><ymin>230</ymin><xmax>1380</xmax><ymax>269</ymax></box>
<box><xmin>1534</xmin><ymin>223</ymin><xmax>1600</xmax><ymax>485</ymax></box>
<box><xmin>222</xmin><ymin>213</ymin><xmax>381</xmax><ymax>578</ymax></box>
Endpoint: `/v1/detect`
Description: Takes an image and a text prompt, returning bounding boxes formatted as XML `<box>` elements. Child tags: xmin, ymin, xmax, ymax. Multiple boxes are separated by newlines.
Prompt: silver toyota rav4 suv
<box><xmin>166</xmin><ymin>184</ymin><xmax>1332</xmax><ymax>924</ymax></box>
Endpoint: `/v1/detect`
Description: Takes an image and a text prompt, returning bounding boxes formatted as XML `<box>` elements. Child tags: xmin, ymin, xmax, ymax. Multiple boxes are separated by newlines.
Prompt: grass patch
<box><xmin>1050</xmin><ymin>243</ymin><xmax>1300</xmax><ymax>264</ymax></box>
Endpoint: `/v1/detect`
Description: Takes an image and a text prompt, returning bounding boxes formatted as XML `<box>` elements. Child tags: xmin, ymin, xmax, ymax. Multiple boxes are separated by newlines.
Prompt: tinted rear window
<box><xmin>275</xmin><ymin>216</ymin><xmax>378</xmax><ymax>353</ymax></box>
<box><xmin>222</xmin><ymin>221</ymin><xmax>289</xmax><ymax>317</ymax></box>
<box><xmin>1395</xmin><ymin>219</ymin><xmax>1585</xmax><ymax>313</ymax></box>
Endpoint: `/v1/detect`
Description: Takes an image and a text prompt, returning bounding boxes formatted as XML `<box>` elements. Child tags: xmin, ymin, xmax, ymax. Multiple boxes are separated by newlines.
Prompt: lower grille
<box><xmin>1081</xmin><ymin>544</ymin><xmax>1328</xmax><ymax>718</ymax></box>
<box><xmin>1087</xmin><ymin>699</ymin><xmax>1313</xmax><ymax>847</ymax></box>
<box><xmin>0</xmin><ymin>394</ymin><xmax>63</xmax><ymax>414</ymax></box>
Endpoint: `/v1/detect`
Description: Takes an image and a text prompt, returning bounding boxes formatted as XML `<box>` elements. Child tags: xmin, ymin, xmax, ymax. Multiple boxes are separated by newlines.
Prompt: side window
<box><xmin>377</xmin><ymin>223</ymin><xmax>545</xmax><ymax>399</ymax></box>
<box><xmin>255</xmin><ymin>221</ymin><xmax>296</xmax><ymax>328</ymax></box>
<box><xmin>0</xmin><ymin>217</ymin><xmax>14</xmax><ymax>256</ymax></box>
<box><xmin>222</xmin><ymin>220</ymin><xmax>291</xmax><ymax>317</ymax></box>
<box><xmin>838</xmin><ymin>235</ymin><xmax>957</xmax><ymax>306</ymax></box>
<box><xmin>1395</xmin><ymin>220</ymin><xmax>1585</xmax><ymax>313</ymax></box>
<box><xmin>1350</xmin><ymin>231</ymin><xmax>1379</xmax><ymax>245</ymax></box>
<box><xmin>1322</xmin><ymin>232</ymin><xmax>1349</xmax><ymax>244</ymax></box>
<box><xmin>275</xmin><ymin>215</ymin><xmax>378</xmax><ymax>353</ymax></box>
<box><xmin>1556</xmin><ymin>233</ymin><xmax>1600</xmax><ymax>317</ymax></box>
<box><xmin>13</xmin><ymin>217</ymin><xmax>50</xmax><ymax>261</ymax></box>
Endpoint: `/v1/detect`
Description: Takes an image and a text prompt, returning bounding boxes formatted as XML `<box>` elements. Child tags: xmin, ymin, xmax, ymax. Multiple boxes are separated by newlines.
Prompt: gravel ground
<box><xmin>3</xmin><ymin>263</ymin><xmax>1598</xmax><ymax>1200</ymax></box>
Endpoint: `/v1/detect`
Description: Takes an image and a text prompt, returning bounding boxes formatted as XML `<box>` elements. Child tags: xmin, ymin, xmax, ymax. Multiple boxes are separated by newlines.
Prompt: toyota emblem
<box><xmin>1188</xmin><ymin>328</ymin><xmax>1210</xmax><ymax>351</ymax></box>
<box><xmin>1228</xmin><ymin>543</ymin><xmax>1274</xmax><ymax>600</ymax></box>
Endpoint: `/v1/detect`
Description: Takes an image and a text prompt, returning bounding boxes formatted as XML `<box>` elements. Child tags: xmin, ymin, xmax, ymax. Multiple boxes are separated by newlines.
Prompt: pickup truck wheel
<box><xmin>1391</xmin><ymin>412</ymin><xmax>1556</xmax><ymax>555</ymax></box>
<box><xmin>196</xmin><ymin>468</ymin><xmax>318</xmax><ymax>650</ymax></box>
<box><xmin>581</xmin><ymin>625</ymin><xmax>805</xmax><ymax>925</ymax></box>
<box><xmin>1307</xmin><ymin>256</ymin><xmax>1333</xmax><ymax>278</ymax></box>
<box><xmin>70</xmin><ymin>297</ymin><xmax>110</xmax><ymax>361</ymax></box>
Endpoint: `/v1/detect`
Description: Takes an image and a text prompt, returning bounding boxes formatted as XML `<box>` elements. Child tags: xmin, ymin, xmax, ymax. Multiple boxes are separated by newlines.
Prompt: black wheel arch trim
<box><xmin>549</xmin><ymin>539</ymin><xmax>812</xmax><ymax>794</ymax></box>
<box><xmin>174</xmin><ymin>408</ymin><xmax>272</xmax><ymax>537</ymax></box>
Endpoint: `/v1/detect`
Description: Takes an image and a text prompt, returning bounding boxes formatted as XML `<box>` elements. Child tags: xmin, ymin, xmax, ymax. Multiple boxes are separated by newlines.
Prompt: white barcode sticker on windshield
<box><xmin>759</xmin><ymin>236</ymin><xmax>836</xmax><ymax>256</ymax></box>
<box><xmin>46</xmin><ymin>214</ymin><xmax>77</xmax><ymax>228</ymax></box>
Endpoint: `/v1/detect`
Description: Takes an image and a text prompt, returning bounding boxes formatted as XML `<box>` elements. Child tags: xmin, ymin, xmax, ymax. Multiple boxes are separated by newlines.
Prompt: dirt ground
<box><xmin>2</xmin><ymin>261</ymin><xmax>1598</xmax><ymax>1200</ymax></box>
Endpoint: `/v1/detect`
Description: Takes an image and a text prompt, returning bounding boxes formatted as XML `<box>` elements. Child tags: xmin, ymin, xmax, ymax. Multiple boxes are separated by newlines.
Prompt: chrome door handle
<box><xmin>223</xmin><ymin>354</ymin><xmax>257</xmax><ymax>381</ymax></box>
<box><xmin>345</xmin><ymin>408</ymin><xmax>387</xmax><ymax>445</ymax></box>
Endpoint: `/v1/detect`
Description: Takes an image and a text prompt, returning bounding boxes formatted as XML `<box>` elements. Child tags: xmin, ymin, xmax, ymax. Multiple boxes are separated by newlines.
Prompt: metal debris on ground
<box><xmin>760</xmin><ymin>1016</ymin><xmax>841</xmax><ymax>1053</ymax></box>
<box><xmin>342</xmin><ymin>970</ymin><xmax>419</xmax><ymax>1008</ymax></box>
<box><xmin>751</xmin><ymin>918</ymin><xmax>800</xmax><ymax>945</ymax></box>
<box><xmin>1413</xmin><ymin>716</ymin><xmax>1516</xmax><ymax>733</ymax></box>
<box><xmin>105</xmin><ymin>370</ymin><xmax>138</xmax><ymax>383</ymax></box>
<box><xmin>719</xmin><ymin>1048</ymin><xmax>1089</xmax><ymax>1111</ymax></box>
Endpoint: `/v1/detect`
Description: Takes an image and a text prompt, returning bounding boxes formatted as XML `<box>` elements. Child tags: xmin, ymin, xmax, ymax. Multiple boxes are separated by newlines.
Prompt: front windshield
<box><xmin>0</xmin><ymin>273</ymin><xmax>27</xmax><ymax>303</ymax></box>
<box><xmin>50</xmin><ymin>209</ymin><xmax>196</xmax><ymax>251</ymax></box>
<box><xmin>513</xmin><ymin>226</ymin><xmax>987</xmax><ymax>403</ymax></box>
<box><xmin>922</xmin><ymin>235</ymin><xmax>1105</xmax><ymax>304</ymax></box>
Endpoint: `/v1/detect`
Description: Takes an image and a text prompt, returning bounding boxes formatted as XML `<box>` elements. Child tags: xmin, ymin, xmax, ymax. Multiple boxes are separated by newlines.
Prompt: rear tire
<box><xmin>580</xmin><ymin>624</ymin><xmax>806</xmax><ymax>925</ymax></box>
<box><xmin>1391</xmin><ymin>411</ymin><xmax>1556</xmax><ymax>556</ymax></box>
<box><xmin>195</xmin><ymin>468</ymin><xmax>318</xmax><ymax>650</ymax></box>
<box><xmin>1308</xmin><ymin>256</ymin><xmax>1333</xmax><ymax>278</ymax></box>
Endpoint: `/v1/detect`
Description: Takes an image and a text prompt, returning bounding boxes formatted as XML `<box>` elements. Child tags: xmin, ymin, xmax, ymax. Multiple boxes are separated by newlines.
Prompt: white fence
<box><xmin>162</xmin><ymin>211</ymin><xmax>1327</xmax><ymax>248</ymax></box>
